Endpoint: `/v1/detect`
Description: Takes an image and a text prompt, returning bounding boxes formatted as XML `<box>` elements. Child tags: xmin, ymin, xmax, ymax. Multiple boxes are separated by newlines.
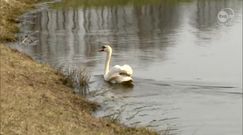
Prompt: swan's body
<box><xmin>99</xmin><ymin>45</ymin><xmax>133</xmax><ymax>84</ymax></box>
<box><xmin>104</xmin><ymin>64</ymin><xmax>133</xmax><ymax>83</ymax></box>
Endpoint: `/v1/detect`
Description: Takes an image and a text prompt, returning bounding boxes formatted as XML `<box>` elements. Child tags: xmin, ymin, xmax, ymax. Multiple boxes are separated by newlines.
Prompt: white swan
<box><xmin>99</xmin><ymin>45</ymin><xmax>133</xmax><ymax>84</ymax></box>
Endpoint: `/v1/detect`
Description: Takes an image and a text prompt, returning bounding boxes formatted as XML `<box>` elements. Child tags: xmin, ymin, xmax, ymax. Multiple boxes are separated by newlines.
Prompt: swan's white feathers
<box><xmin>104</xmin><ymin>64</ymin><xmax>133</xmax><ymax>83</ymax></box>
<box><xmin>111</xmin><ymin>65</ymin><xmax>133</xmax><ymax>76</ymax></box>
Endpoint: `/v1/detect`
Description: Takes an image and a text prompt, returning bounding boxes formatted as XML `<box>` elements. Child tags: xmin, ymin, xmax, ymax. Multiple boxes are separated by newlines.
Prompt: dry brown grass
<box><xmin>0</xmin><ymin>0</ymin><xmax>35</xmax><ymax>42</ymax></box>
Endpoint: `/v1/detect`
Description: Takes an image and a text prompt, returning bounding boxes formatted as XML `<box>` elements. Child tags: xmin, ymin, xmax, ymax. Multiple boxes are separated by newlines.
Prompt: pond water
<box><xmin>14</xmin><ymin>0</ymin><xmax>242</xmax><ymax>134</ymax></box>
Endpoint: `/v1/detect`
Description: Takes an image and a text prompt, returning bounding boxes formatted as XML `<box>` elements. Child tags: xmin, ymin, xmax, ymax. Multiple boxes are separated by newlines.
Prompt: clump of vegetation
<box><xmin>57</xmin><ymin>64</ymin><xmax>91</xmax><ymax>87</ymax></box>
<box><xmin>56</xmin><ymin>63</ymin><xmax>92</xmax><ymax>95</ymax></box>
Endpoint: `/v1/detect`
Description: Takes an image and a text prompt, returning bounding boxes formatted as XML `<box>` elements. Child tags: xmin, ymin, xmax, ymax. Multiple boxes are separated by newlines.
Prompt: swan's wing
<box><xmin>104</xmin><ymin>65</ymin><xmax>133</xmax><ymax>82</ymax></box>
<box><xmin>121</xmin><ymin>64</ymin><xmax>133</xmax><ymax>76</ymax></box>
<box><xmin>109</xmin><ymin>65</ymin><xmax>133</xmax><ymax>76</ymax></box>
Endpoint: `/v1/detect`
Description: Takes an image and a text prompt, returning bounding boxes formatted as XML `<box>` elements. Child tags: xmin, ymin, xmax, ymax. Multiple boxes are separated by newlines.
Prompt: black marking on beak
<box><xmin>98</xmin><ymin>46</ymin><xmax>106</xmax><ymax>52</ymax></box>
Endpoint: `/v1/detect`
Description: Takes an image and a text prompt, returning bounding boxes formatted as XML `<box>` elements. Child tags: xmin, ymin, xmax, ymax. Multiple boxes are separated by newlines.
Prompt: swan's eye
<box><xmin>102</xmin><ymin>46</ymin><xmax>106</xmax><ymax>49</ymax></box>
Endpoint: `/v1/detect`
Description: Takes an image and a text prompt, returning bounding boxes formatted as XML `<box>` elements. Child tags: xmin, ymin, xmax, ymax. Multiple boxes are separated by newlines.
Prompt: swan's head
<box><xmin>99</xmin><ymin>45</ymin><xmax>112</xmax><ymax>53</ymax></box>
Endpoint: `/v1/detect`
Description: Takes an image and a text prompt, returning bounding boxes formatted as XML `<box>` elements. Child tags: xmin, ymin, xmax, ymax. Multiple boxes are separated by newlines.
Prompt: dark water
<box><xmin>14</xmin><ymin>0</ymin><xmax>242</xmax><ymax>134</ymax></box>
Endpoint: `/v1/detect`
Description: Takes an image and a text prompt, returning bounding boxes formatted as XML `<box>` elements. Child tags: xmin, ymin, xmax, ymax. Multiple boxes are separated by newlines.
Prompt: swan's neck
<box><xmin>104</xmin><ymin>50</ymin><xmax>112</xmax><ymax>75</ymax></box>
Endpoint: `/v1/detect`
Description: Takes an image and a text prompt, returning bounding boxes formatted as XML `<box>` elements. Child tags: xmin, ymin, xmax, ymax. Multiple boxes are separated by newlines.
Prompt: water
<box><xmin>14</xmin><ymin>0</ymin><xmax>242</xmax><ymax>134</ymax></box>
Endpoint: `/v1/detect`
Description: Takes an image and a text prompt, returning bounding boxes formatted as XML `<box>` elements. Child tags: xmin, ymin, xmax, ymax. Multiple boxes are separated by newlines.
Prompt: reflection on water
<box><xmin>15</xmin><ymin>0</ymin><xmax>242</xmax><ymax>135</ymax></box>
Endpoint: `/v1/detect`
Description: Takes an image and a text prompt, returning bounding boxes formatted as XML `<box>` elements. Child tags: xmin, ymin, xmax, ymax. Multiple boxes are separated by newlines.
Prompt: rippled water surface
<box><xmin>15</xmin><ymin>0</ymin><xmax>242</xmax><ymax>134</ymax></box>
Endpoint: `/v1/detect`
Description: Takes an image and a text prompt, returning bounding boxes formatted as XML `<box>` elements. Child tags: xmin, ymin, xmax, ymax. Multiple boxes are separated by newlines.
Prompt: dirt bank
<box><xmin>0</xmin><ymin>0</ymin><xmax>158</xmax><ymax>134</ymax></box>
<box><xmin>0</xmin><ymin>44</ymin><xmax>157</xmax><ymax>135</ymax></box>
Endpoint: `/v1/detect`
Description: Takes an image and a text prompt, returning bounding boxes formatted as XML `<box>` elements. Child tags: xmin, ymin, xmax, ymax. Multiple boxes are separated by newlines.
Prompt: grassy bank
<box><xmin>0</xmin><ymin>0</ymin><xmax>36</xmax><ymax>42</ymax></box>
<box><xmin>0</xmin><ymin>0</ymin><xmax>158</xmax><ymax>134</ymax></box>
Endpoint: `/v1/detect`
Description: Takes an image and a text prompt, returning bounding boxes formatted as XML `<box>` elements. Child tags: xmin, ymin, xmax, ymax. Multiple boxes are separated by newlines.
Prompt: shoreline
<box><xmin>0</xmin><ymin>0</ymin><xmax>158</xmax><ymax>134</ymax></box>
